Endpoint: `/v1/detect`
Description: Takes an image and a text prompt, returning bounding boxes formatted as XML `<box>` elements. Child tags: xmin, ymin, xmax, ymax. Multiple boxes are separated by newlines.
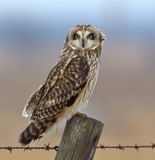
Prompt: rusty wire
<box><xmin>0</xmin><ymin>144</ymin><xmax>58</xmax><ymax>153</ymax></box>
<box><xmin>97</xmin><ymin>143</ymin><xmax>155</xmax><ymax>151</ymax></box>
<box><xmin>0</xmin><ymin>143</ymin><xmax>155</xmax><ymax>153</ymax></box>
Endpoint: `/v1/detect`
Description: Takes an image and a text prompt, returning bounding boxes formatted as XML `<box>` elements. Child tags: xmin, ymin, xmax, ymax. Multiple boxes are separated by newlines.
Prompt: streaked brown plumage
<box><xmin>19</xmin><ymin>24</ymin><xmax>105</xmax><ymax>145</ymax></box>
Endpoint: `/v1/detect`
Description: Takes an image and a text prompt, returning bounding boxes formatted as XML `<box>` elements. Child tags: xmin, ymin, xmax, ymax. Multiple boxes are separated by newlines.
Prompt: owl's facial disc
<box><xmin>68</xmin><ymin>30</ymin><xmax>100</xmax><ymax>50</ymax></box>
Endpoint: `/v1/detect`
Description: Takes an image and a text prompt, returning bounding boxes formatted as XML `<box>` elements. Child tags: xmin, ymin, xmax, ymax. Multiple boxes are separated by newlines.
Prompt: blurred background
<box><xmin>0</xmin><ymin>0</ymin><xmax>155</xmax><ymax>159</ymax></box>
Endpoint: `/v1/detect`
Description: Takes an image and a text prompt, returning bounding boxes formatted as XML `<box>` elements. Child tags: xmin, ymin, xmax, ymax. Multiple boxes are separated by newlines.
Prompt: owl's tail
<box><xmin>19</xmin><ymin>117</ymin><xmax>56</xmax><ymax>146</ymax></box>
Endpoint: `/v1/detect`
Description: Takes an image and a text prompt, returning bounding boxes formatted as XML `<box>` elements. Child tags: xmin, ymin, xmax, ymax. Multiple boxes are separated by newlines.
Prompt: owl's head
<box><xmin>66</xmin><ymin>24</ymin><xmax>105</xmax><ymax>50</ymax></box>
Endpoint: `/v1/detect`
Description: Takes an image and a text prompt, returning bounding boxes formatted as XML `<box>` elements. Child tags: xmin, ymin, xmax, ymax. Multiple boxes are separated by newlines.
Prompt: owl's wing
<box><xmin>22</xmin><ymin>55</ymin><xmax>68</xmax><ymax>118</ymax></box>
<box><xmin>22</xmin><ymin>85</ymin><xmax>45</xmax><ymax>117</ymax></box>
<box><xmin>31</xmin><ymin>54</ymin><xmax>90</xmax><ymax>120</ymax></box>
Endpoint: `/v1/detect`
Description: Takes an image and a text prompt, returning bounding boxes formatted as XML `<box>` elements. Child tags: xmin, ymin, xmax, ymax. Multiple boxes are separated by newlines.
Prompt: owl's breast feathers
<box><xmin>23</xmin><ymin>53</ymin><xmax>90</xmax><ymax>121</ymax></box>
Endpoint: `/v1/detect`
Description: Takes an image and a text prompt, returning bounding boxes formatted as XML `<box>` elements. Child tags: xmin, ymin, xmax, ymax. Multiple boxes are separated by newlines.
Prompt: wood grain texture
<box><xmin>55</xmin><ymin>114</ymin><xmax>103</xmax><ymax>160</ymax></box>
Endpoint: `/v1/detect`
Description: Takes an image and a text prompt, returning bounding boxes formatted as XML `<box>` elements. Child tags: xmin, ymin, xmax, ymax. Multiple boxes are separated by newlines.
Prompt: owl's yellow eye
<box><xmin>87</xmin><ymin>34</ymin><xmax>94</xmax><ymax>40</ymax></box>
<box><xmin>74</xmin><ymin>33</ymin><xmax>80</xmax><ymax>40</ymax></box>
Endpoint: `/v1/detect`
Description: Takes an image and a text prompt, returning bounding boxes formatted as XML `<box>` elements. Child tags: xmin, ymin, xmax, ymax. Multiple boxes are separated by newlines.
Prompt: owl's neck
<box><xmin>61</xmin><ymin>45</ymin><xmax>102</xmax><ymax>59</ymax></box>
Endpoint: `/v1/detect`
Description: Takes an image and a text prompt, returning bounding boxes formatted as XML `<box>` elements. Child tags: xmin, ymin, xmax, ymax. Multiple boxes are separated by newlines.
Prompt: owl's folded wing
<box><xmin>22</xmin><ymin>55</ymin><xmax>67</xmax><ymax>118</ymax></box>
<box><xmin>31</xmin><ymin>54</ymin><xmax>90</xmax><ymax>120</ymax></box>
<box><xmin>22</xmin><ymin>85</ymin><xmax>45</xmax><ymax>117</ymax></box>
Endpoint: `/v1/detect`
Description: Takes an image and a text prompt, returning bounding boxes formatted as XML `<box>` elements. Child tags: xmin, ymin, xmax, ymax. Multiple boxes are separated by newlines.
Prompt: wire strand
<box><xmin>1</xmin><ymin>143</ymin><xmax>155</xmax><ymax>153</ymax></box>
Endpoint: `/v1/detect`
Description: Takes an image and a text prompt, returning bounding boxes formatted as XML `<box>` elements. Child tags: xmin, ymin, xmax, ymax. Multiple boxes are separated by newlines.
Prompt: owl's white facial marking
<box><xmin>67</xmin><ymin>25</ymin><xmax>104</xmax><ymax>50</ymax></box>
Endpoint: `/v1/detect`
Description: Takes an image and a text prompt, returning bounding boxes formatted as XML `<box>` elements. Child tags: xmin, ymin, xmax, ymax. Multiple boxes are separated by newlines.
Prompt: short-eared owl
<box><xmin>19</xmin><ymin>24</ymin><xmax>105</xmax><ymax>145</ymax></box>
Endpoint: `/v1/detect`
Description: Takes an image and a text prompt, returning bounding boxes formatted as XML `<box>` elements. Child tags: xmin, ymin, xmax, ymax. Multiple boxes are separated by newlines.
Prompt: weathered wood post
<box><xmin>55</xmin><ymin>114</ymin><xmax>103</xmax><ymax>160</ymax></box>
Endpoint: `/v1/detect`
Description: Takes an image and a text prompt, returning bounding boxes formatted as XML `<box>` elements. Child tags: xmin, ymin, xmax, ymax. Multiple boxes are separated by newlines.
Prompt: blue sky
<box><xmin>0</xmin><ymin>0</ymin><xmax>103</xmax><ymax>25</ymax></box>
<box><xmin>0</xmin><ymin>0</ymin><xmax>154</xmax><ymax>26</ymax></box>
<box><xmin>0</xmin><ymin>0</ymin><xmax>154</xmax><ymax>44</ymax></box>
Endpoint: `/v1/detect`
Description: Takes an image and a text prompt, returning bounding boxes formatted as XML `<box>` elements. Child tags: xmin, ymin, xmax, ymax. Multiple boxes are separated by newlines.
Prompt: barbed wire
<box><xmin>0</xmin><ymin>144</ymin><xmax>58</xmax><ymax>153</ymax></box>
<box><xmin>1</xmin><ymin>143</ymin><xmax>155</xmax><ymax>153</ymax></box>
<box><xmin>97</xmin><ymin>143</ymin><xmax>155</xmax><ymax>151</ymax></box>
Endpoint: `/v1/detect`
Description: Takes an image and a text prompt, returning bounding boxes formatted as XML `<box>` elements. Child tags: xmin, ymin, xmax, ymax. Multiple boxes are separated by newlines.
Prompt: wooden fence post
<box><xmin>55</xmin><ymin>114</ymin><xmax>103</xmax><ymax>160</ymax></box>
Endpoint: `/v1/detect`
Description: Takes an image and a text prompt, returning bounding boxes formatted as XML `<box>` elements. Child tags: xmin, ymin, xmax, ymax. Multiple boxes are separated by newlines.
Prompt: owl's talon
<box><xmin>76</xmin><ymin>112</ymin><xmax>87</xmax><ymax>118</ymax></box>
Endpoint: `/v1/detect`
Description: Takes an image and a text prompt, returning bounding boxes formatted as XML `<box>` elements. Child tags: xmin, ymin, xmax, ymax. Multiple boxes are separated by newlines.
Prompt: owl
<box><xmin>19</xmin><ymin>24</ymin><xmax>105</xmax><ymax>146</ymax></box>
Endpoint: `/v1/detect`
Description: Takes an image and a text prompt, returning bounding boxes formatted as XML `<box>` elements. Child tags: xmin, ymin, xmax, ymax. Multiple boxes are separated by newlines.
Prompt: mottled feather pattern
<box><xmin>22</xmin><ymin>85</ymin><xmax>45</xmax><ymax>117</ymax></box>
<box><xmin>19</xmin><ymin>117</ymin><xmax>56</xmax><ymax>145</ymax></box>
<box><xmin>19</xmin><ymin>24</ymin><xmax>104</xmax><ymax>146</ymax></box>
<box><xmin>31</xmin><ymin>53</ymin><xmax>90</xmax><ymax>121</ymax></box>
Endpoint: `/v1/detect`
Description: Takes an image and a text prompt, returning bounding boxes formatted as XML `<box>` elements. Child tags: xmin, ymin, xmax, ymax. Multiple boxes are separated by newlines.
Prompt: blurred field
<box><xmin>0</xmin><ymin>0</ymin><xmax>155</xmax><ymax>159</ymax></box>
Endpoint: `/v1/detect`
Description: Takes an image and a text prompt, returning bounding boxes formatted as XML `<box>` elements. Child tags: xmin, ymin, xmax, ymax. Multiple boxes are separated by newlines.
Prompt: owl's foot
<box><xmin>75</xmin><ymin>112</ymin><xmax>87</xmax><ymax>118</ymax></box>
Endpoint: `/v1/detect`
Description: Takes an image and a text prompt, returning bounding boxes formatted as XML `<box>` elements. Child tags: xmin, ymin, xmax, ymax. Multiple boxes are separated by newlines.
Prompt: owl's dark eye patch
<box><xmin>73</xmin><ymin>33</ymin><xmax>80</xmax><ymax>40</ymax></box>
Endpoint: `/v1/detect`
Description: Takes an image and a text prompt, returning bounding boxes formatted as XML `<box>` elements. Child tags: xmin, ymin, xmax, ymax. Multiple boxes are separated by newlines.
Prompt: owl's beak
<box><xmin>82</xmin><ymin>39</ymin><xmax>85</xmax><ymax>48</ymax></box>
